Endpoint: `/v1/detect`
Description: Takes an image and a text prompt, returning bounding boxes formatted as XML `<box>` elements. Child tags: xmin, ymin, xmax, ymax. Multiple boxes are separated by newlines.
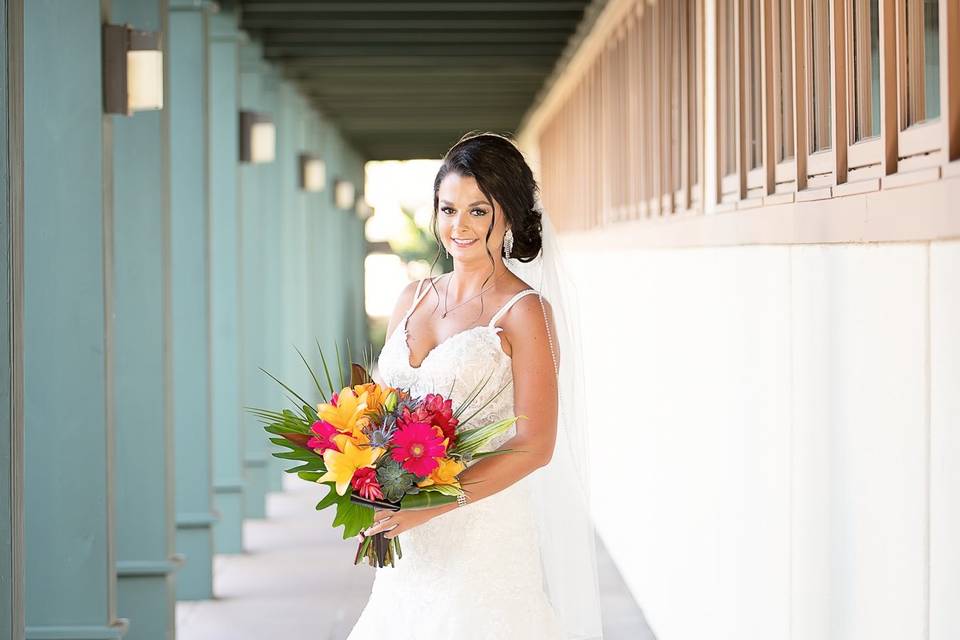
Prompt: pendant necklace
<box><xmin>440</xmin><ymin>270</ymin><xmax>507</xmax><ymax>319</ymax></box>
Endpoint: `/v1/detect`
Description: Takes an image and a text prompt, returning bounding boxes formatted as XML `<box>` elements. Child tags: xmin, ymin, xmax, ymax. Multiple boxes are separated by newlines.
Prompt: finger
<box><xmin>383</xmin><ymin>524</ymin><xmax>400</xmax><ymax>539</ymax></box>
<box><xmin>364</xmin><ymin>519</ymin><xmax>387</xmax><ymax>537</ymax></box>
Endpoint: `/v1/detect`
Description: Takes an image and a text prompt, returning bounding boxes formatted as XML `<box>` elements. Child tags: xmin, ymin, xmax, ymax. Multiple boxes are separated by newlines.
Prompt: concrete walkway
<box><xmin>177</xmin><ymin>477</ymin><xmax>656</xmax><ymax>639</ymax></box>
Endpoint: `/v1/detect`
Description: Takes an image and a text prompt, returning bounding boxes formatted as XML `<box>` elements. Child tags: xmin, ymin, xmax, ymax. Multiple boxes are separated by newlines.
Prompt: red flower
<box><xmin>390</xmin><ymin>420</ymin><xmax>447</xmax><ymax>477</ymax></box>
<box><xmin>307</xmin><ymin>420</ymin><xmax>341</xmax><ymax>454</ymax></box>
<box><xmin>399</xmin><ymin>394</ymin><xmax>459</xmax><ymax>443</ymax></box>
<box><xmin>422</xmin><ymin>393</ymin><xmax>459</xmax><ymax>442</ymax></box>
<box><xmin>350</xmin><ymin>467</ymin><xmax>384</xmax><ymax>501</ymax></box>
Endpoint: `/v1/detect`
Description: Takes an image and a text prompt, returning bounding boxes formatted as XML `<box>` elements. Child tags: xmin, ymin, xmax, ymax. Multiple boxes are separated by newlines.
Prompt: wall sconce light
<box><xmin>355</xmin><ymin>198</ymin><xmax>373</xmax><ymax>220</ymax></box>
<box><xmin>239</xmin><ymin>111</ymin><xmax>276</xmax><ymax>163</ymax></box>
<box><xmin>334</xmin><ymin>179</ymin><xmax>356</xmax><ymax>210</ymax></box>
<box><xmin>103</xmin><ymin>24</ymin><xmax>164</xmax><ymax>116</ymax></box>
<box><xmin>298</xmin><ymin>154</ymin><xmax>326</xmax><ymax>192</ymax></box>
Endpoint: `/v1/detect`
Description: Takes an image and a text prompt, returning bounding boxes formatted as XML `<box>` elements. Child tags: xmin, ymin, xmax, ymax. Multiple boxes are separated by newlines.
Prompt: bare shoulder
<box><xmin>504</xmin><ymin>289</ymin><xmax>554</xmax><ymax>328</ymax></box>
<box><xmin>497</xmin><ymin>285</ymin><xmax>556</xmax><ymax>345</ymax></box>
<box><xmin>393</xmin><ymin>278</ymin><xmax>423</xmax><ymax>312</ymax></box>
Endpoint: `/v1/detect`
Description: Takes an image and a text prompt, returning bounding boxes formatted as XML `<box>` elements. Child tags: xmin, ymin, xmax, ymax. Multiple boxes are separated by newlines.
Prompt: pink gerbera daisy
<box><xmin>306</xmin><ymin>420</ymin><xmax>340</xmax><ymax>454</ymax></box>
<box><xmin>390</xmin><ymin>420</ymin><xmax>446</xmax><ymax>477</ymax></box>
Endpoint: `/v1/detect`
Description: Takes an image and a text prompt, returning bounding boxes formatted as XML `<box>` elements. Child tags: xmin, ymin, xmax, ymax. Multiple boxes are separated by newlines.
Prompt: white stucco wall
<box><xmin>563</xmin><ymin>238</ymin><xmax>959</xmax><ymax>640</ymax></box>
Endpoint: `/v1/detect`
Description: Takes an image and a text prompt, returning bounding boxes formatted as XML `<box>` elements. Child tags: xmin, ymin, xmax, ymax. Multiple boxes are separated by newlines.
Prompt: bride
<box><xmin>347</xmin><ymin>133</ymin><xmax>603</xmax><ymax>640</ymax></box>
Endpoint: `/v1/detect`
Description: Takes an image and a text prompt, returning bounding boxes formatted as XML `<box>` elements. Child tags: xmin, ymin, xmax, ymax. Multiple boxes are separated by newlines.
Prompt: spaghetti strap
<box><xmin>406</xmin><ymin>278</ymin><xmax>426</xmax><ymax>316</ymax></box>
<box><xmin>488</xmin><ymin>289</ymin><xmax>539</xmax><ymax>328</ymax></box>
<box><xmin>404</xmin><ymin>273</ymin><xmax>449</xmax><ymax>321</ymax></box>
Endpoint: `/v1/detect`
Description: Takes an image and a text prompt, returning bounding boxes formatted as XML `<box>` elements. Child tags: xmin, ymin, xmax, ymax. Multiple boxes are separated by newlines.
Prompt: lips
<box><xmin>451</xmin><ymin>238</ymin><xmax>477</xmax><ymax>247</ymax></box>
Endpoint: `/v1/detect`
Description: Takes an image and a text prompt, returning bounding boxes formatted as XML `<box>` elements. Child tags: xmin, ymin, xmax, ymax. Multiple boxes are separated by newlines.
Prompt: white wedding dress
<box><xmin>347</xmin><ymin>274</ymin><xmax>564</xmax><ymax>639</ymax></box>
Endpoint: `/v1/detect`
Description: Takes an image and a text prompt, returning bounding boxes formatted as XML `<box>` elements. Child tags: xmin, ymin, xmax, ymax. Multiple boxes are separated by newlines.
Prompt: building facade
<box><xmin>518</xmin><ymin>1</ymin><xmax>959</xmax><ymax>638</ymax></box>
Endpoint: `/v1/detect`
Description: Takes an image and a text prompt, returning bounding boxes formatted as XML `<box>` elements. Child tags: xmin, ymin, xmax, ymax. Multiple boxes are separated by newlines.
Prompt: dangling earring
<box><xmin>503</xmin><ymin>228</ymin><xmax>514</xmax><ymax>259</ymax></box>
<box><xmin>444</xmin><ymin>244</ymin><xmax>449</xmax><ymax>258</ymax></box>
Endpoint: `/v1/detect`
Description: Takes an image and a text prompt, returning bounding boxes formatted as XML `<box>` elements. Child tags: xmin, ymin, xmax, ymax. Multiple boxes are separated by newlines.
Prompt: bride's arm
<box><xmin>446</xmin><ymin>293</ymin><xmax>560</xmax><ymax>495</ymax></box>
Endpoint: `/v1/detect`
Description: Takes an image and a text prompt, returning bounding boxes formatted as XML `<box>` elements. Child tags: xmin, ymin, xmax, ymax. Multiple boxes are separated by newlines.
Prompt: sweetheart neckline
<box><xmin>393</xmin><ymin>324</ymin><xmax>505</xmax><ymax>370</ymax></box>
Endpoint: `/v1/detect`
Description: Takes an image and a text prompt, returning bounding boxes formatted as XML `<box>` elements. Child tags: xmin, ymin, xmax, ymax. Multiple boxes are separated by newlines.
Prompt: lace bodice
<box><xmin>376</xmin><ymin>274</ymin><xmax>539</xmax><ymax>452</ymax></box>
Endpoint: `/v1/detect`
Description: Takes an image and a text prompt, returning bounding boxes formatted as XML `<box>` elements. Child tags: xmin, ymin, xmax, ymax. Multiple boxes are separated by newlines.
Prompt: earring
<box><xmin>503</xmin><ymin>228</ymin><xmax>514</xmax><ymax>259</ymax></box>
<box><xmin>444</xmin><ymin>244</ymin><xmax>449</xmax><ymax>258</ymax></box>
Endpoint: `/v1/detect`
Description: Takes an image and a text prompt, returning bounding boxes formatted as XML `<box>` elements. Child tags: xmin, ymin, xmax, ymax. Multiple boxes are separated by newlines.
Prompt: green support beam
<box><xmin>238</xmin><ymin>42</ymin><xmax>271</xmax><ymax>519</ymax></box>
<box><xmin>169</xmin><ymin>0</ymin><xmax>217</xmax><ymax>601</ymax></box>
<box><xmin>1</xmin><ymin>2</ymin><xmax>24</xmax><ymax>639</ymax></box>
<box><xmin>208</xmin><ymin>10</ymin><xmax>247</xmax><ymax>554</ymax></box>
<box><xmin>23</xmin><ymin>1</ymin><xmax>128</xmax><ymax>637</ymax></box>
<box><xmin>261</xmin><ymin>68</ymin><xmax>287</xmax><ymax>493</ymax></box>
<box><xmin>110</xmin><ymin>0</ymin><xmax>181</xmax><ymax>636</ymax></box>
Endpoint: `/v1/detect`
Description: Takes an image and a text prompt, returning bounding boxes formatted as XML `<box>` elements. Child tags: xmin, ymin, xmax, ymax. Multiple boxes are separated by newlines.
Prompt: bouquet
<box><xmin>249</xmin><ymin>343</ymin><xmax>517</xmax><ymax>568</ymax></box>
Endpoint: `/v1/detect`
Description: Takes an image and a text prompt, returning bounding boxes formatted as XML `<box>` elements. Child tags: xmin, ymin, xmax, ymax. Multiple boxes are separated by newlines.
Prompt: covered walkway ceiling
<box><xmin>236</xmin><ymin>0</ymin><xmax>599</xmax><ymax>160</ymax></box>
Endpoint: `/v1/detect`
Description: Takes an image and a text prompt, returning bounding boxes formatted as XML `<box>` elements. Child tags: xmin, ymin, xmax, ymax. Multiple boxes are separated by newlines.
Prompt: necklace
<box><xmin>440</xmin><ymin>270</ymin><xmax>507</xmax><ymax>319</ymax></box>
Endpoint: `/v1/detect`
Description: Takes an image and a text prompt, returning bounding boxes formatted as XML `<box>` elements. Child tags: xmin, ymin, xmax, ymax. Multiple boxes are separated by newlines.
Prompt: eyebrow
<box><xmin>440</xmin><ymin>199</ymin><xmax>490</xmax><ymax>207</ymax></box>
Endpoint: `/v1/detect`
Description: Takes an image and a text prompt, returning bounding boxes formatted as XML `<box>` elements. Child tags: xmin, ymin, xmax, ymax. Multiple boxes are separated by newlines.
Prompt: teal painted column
<box><xmin>262</xmin><ymin>70</ymin><xmax>287</xmax><ymax>493</ymax></box>
<box><xmin>301</xmin><ymin>114</ymin><xmax>328</xmax><ymax>392</ymax></box>
<box><xmin>109</xmin><ymin>0</ymin><xmax>181</xmax><ymax>637</ymax></box>
<box><xmin>238</xmin><ymin>43</ymin><xmax>270</xmax><ymax>519</ymax></box>
<box><xmin>279</xmin><ymin>89</ymin><xmax>308</xmax><ymax>392</ymax></box>
<box><xmin>208</xmin><ymin>11</ymin><xmax>245</xmax><ymax>554</ymax></box>
<box><xmin>1</xmin><ymin>2</ymin><xmax>24</xmax><ymax>639</ymax></box>
<box><xmin>23</xmin><ymin>1</ymin><xmax>128</xmax><ymax>638</ymax></box>
<box><xmin>169</xmin><ymin>0</ymin><xmax>216</xmax><ymax>601</ymax></box>
<box><xmin>317</xmin><ymin>122</ymin><xmax>344</xmax><ymax>359</ymax></box>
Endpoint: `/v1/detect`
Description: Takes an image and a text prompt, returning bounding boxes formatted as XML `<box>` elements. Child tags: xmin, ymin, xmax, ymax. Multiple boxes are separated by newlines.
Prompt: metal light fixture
<box><xmin>239</xmin><ymin>111</ymin><xmax>276</xmax><ymax>163</ymax></box>
<box><xmin>298</xmin><ymin>154</ymin><xmax>326</xmax><ymax>192</ymax></box>
<box><xmin>103</xmin><ymin>24</ymin><xmax>164</xmax><ymax>116</ymax></box>
<box><xmin>334</xmin><ymin>179</ymin><xmax>356</xmax><ymax>210</ymax></box>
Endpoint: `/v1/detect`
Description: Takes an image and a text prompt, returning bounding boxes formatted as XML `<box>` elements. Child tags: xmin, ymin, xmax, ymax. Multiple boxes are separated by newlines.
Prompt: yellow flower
<box><xmin>417</xmin><ymin>457</ymin><xmax>466</xmax><ymax>489</ymax></box>
<box><xmin>317</xmin><ymin>439</ymin><xmax>384</xmax><ymax>496</ymax></box>
<box><xmin>352</xmin><ymin>382</ymin><xmax>393</xmax><ymax>416</ymax></box>
<box><xmin>318</xmin><ymin>387</ymin><xmax>368</xmax><ymax>441</ymax></box>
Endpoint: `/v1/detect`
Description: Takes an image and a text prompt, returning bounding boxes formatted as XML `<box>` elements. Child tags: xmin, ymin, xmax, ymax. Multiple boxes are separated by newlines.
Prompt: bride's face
<box><xmin>436</xmin><ymin>172</ymin><xmax>508</xmax><ymax>262</ymax></box>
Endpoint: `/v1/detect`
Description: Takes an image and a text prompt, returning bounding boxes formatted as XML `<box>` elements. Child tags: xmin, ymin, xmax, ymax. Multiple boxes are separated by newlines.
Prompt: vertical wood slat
<box><xmin>763</xmin><ymin>0</ymin><xmax>778</xmax><ymax>192</ymax></box>
<box><xmin>880</xmin><ymin>0</ymin><xmax>899</xmax><ymax>173</ymax></box>
<box><xmin>833</xmin><ymin>0</ymin><xmax>850</xmax><ymax>183</ymax></box>
<box><xmin>640</xmin><ymin>1</ymin><xmax>651</xmax><ymax>216</ymax></box>
<box><xmin>626</xmin><ymin>13</ymin><xmax>639</xmax><ymax>220</ymax></box>
<box><xmin>808</xmin><ymin>0</ymin><xmax>832</xmax><ymax>153</ymax></box>
<box><xmin>653</xmin><ymin>0</ymin><xmax>660</xmax><ymax>215</ymax></box>
<box><xmin>674</xmin><ymin>2</ymin><xmax>693</xmax><ymax>210</ymax></box>
<box><xmin>691</xmin><ymin>2</ymin><xmax>707</xmax><ymax>208</ymax></box>
<box><xmin>672</xmin><ymin>0</ymin><xmax>685</xmax><ymax>211</ymax></box>
<box><xmin>947</xmin><ymin>0</ymin><xmax>960</xmax><ymax>161</ymax></box>
<box><xmin>794</xmin><ymin>0</ymin><xmax>810</xmax><ymax>188</ymax></box>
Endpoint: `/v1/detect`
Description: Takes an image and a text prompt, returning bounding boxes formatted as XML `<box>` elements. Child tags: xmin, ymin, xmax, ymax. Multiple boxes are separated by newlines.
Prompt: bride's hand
<box><xmin>359</xmin><ymin>508</ymin><xmax>436</xmax><ymax>540</ymax></box>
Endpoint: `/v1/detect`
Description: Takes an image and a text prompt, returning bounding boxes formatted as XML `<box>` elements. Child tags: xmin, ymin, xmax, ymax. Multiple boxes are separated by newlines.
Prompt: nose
<box><xmin>452</xmin><ymin>208</ymin><xmax>471</xmax><ymax>230</ymax></box>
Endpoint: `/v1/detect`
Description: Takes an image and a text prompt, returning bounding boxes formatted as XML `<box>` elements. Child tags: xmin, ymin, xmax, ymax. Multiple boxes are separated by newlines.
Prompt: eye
<box><xmin>440</xmin><ymin>206</ymin><xmax>488</xmax><ymax>216</ymax></box>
